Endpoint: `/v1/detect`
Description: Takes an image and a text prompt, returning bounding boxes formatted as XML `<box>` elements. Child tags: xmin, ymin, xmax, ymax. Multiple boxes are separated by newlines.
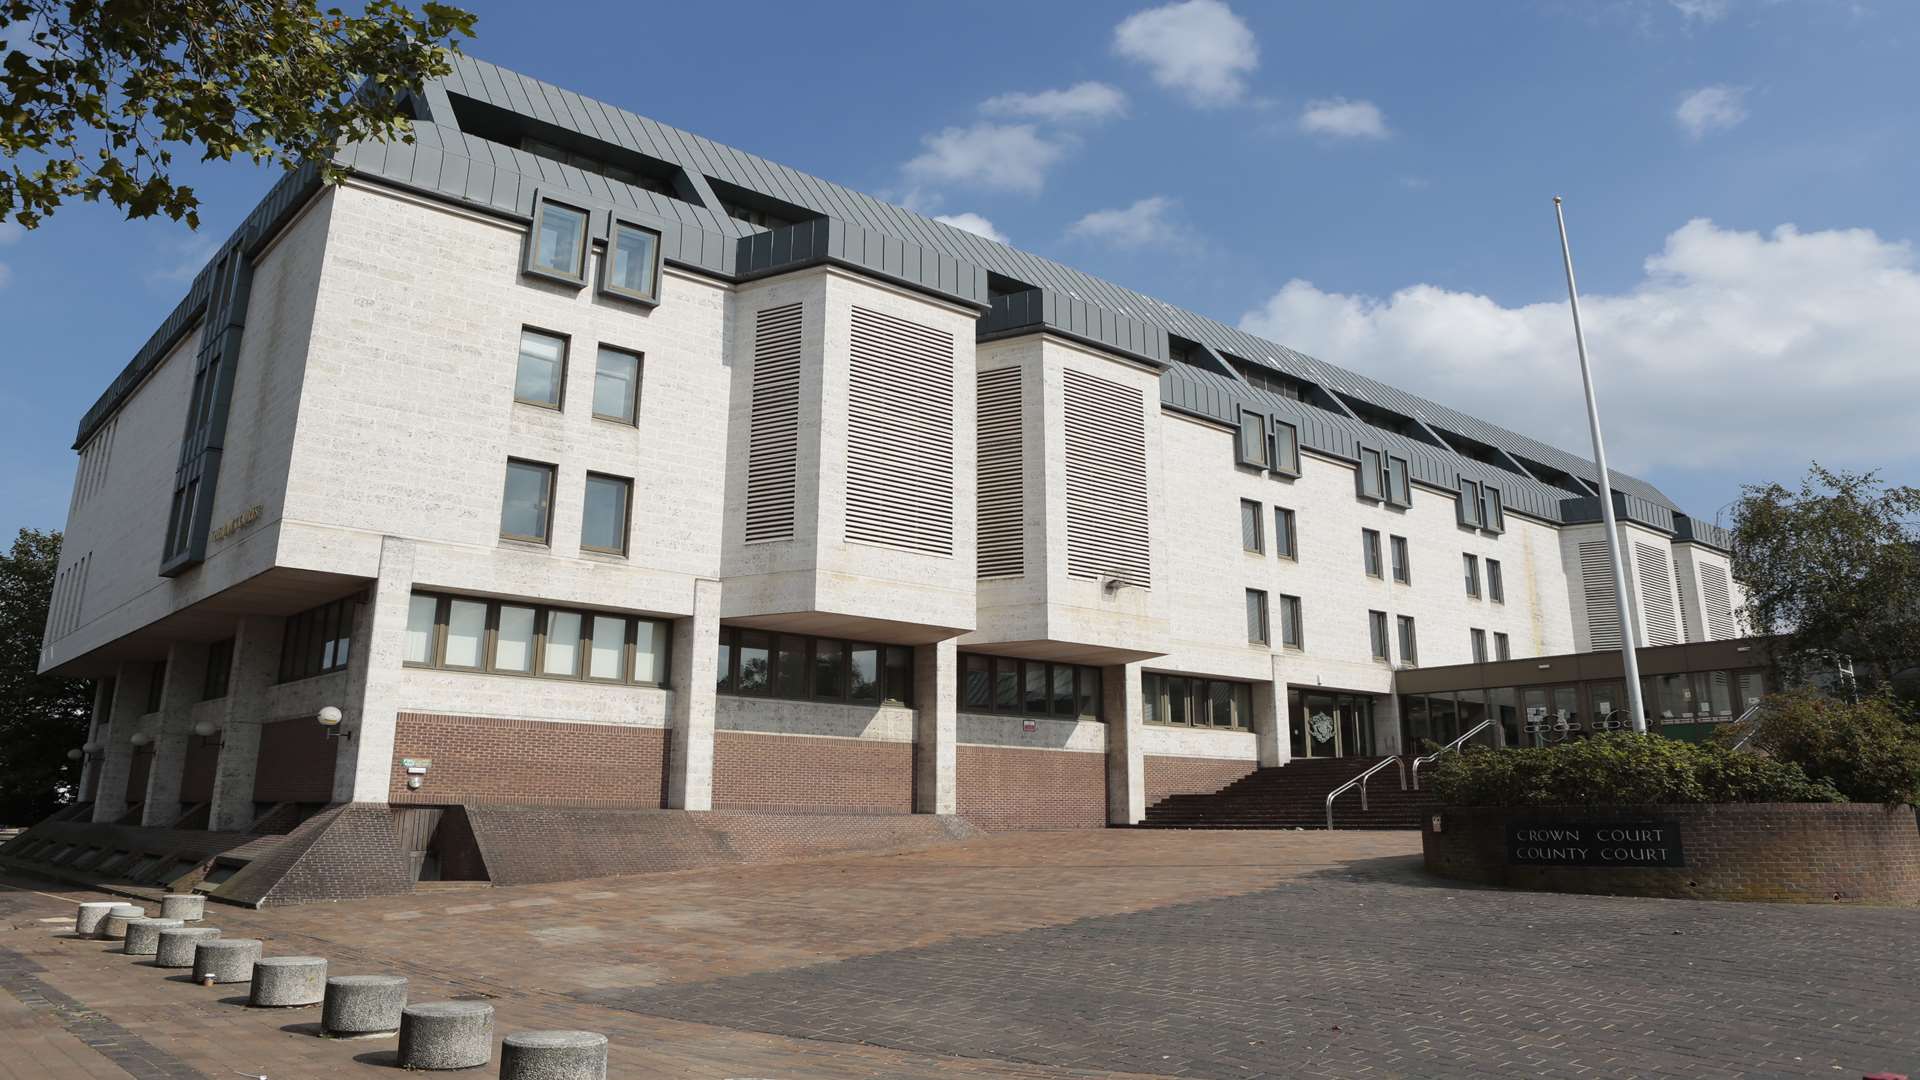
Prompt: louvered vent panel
<box><xmin>845</xmin><ymin>306</ymin><xmax>954</xmax><ymax>556</ymax></box>
<box><xmin>1579</xmin><ymin>540</ymin><xmax>1622</xmax><ymax>650</ymax></box>
<box><xmin>1701</xmin><ymin>562</ymin><xmax>1736</xmax><ymax>640</ymax></box>
<box><xmin>1063</xmin><ymin>369</ymin><xmax>1151</xmax><ymax>588</ymax></box>
<box><xmin>745</xmin><ymin>304</ymin><xmax>803</xmax><ymax>544</ymax></box>
<box><xmin>976</xmin><ymin>366</ymin><xmax>1024</xmax><ymax>578</ymax></box>
<box><xmin>1635</xmin><ymin>541</ymin><xmax>1681</xmax><ymax>645</ymax></box>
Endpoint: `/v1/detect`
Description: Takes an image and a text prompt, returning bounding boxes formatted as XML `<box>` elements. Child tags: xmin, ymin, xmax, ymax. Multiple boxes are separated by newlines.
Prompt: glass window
<box><xmin>775</xmin><ymin>635</ymin><xmax>808</xmax><ymax>699</ymax></box>
<box><xmin>1494</xmin><ymin>631</ymin><xmax>1511</xmax><ymax>661</ymax></box>
<box><xmin>1471</xmin><ymin>628</ymin><xmax>1488</xmax><ymax>663</ymax></box>
<box><xmin>530</xmin><ymin>199</ymin><xmax>588</xmax><ymax>280</ymax></box>
<box><xmin>588</xmin><ymin>615</ymin><xmax>626</xmax><ymax>680</ymax></box>
<box><xmin>203</xmin><ymin>638</ymin><xmax>234</xmax><ymax>699</ymax></box>
<box><xmin>1362</xmin><ymin>529</ymin><xmax>1383</xmax><ymax>578</ymax></box>
<box><xmin>1023</xmin><ymin>661</ymin><xmax>1048</xmax><ymax>713</ymax></box>
<box><xmin>1237</xmin><ymin>410</ymin><xmax>1269</xmax><ymax>468</ymax></box>
<box><xmin>1273</xmin><ymin>421</ymin><xmax>1300</xmax><ymax>475</ymax></box>
<box><xmin>1386</xmin><ymin>455</ymin><xmax>1411</xmax><ymax>506</ymax></box>
<box><xmin>1737</xmin><ymin>670</ymin><xmax>1767</xmax><ymax>711</ymax></box>
<box><xmin>501</xmin><ymin>460</ymin><xmax>555</xmax><ymax>543</ymax></box>
<box><xmin>1457</xmin><ymin>478</ymin><xmax>1483</xmax><ymax>527</ymax></box>
<box><xmin>581</xmin><ymin>473</ymin><xmax>631</xmax><ymax>554</ymax></box>
<box><xmin>1463</xmin><ymin>553</ymin><xmax>1481</xmax><ymax>597</ymax></box>
<box><xmin>1482</xmin><ymin>486</ymin><xmax>1505</xmax><ymax>533</ymax></box>
<box><xmin>736</xmin><ymin>630</ymin><xmax>770</xmax><ymax>694</ymax></box>
<box><xmin>1369</xmin><ymin>610</ymin><xmax>1389</xmax><ymax>661</ymax></box>
<box><xmin>445</xmin><ymin>599</ymin><xmax>486</xmax><ymax>668</ymax></box>
<box><xmin>716</xmin><ymin>629</ymin><xmax>734</xmax><ymax>693</ymax></box>
<box><xmin>1358</xmin><ymin>448</ymin><xmax>1385</xmax><ymax>500</ymax></box>
<box><xmin>1240</xmin><ymin>499</ymin><xmax>1263</xmax><ymax>553</ymax></box>
<box><xmin>404</xmin><ymin>594</ymin><xmax>438</xmax><ymax>665</ymax></box>
<box><xmin>992</xmin><ymin>656</ymin><xmax>1018</xmax><ymax>710</ymax></box>
<box><xmin>882</xmin><ymin>646</ymin><xmax>913</xmax><ymax>705</ymax></box>
<box><xmin>593</xmin><ymin>346</ymin><xmax>641</xmax><ymax>424</ymax></box>
<box><xmin>1142</xmin><ymin>673</ymin><xmax>1161</xmax><ymax>724</ymax></box>
<box><xmin>816</xmin><ymin>639</ymin><xmax>847</xmax><ymax>700</ymax></box>
<box><xmin>1207</xmin><ymin>680</ymin><xmax>1234</xmax><ymax>728</ymax></box>
<box><xmin>1397</xmin><ymin>615</ymin><xmax>1418</xmax><ymax>666</ymax></box>
<box><xmin>1391</xmin><ymin>535</ymin><xmax>1410</xmax><ymax>583</ymax></box>
<box><xmin>605</xmin><ymin>221</ymin><xmax>660</xmax><ymax>300</ymax></box>
<box><xmin>1487</xmin><ymin>559</ymin><xmax>1505</xmax><ymax>603</ymax></box>
<box><xmin>1077</xmin><ymin>667</ymin><xmax>1101</xmax><ymax>718</ymax></box>
<box><xmin>632</xmin><ymin>619</ymin><xmax>664</xmax><ymax>684</ymax></box>
<box><xmin>1246</xmin><ymin>589</ymin><xmax>1269</xmax><ymax>645</ymax></box>
<box><xmin>849</xmin><ymin>645</ymin><xmax>879</xmax><ymax>702</ymax></box>
<box><xmin>1274</xmin><ymin>507</ymin><xmax>1296</xmax><ymax>559</ymax></box>
<box><xmin>1279</xmin><ymin>594</ymin><xmax>1302</xmax><ymax>648</ymax></box>
<box><xmin>1233</xmin><ymin>683</ymin><xmax>1253</xmax><ymax>729</ymax></box>
<box><xmin>544</xmin><ymin>610</ymin><xmax>582</xmax><ymax>677</ymax></box>
<box><xmin>1166</xmin><ymin>676</ymin><xmax>1191</xmax><ymax>726</ymax></box>
<box><xmin>514</xmin><ymin>329</ymin><xmax>566</xmax><ymax>408</ymax></box>
<box><xmin>1051</xmin><ymin>664</ymin><xmax>1075</xmax><ymax>715</ymax></box>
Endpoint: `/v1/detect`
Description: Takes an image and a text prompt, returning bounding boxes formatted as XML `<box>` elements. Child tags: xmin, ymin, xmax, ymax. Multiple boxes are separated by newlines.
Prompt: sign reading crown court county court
<box><xmin>1505</xmin><ymin>821</ymin><xmax>1685</xmax><ymax>868</ymax></box>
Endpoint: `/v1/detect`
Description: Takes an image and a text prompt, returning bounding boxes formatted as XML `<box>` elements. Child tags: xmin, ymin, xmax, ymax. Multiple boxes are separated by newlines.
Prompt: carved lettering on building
<box><xmin>211</xmin><ymin>504</ymin><xmax>264</xmax><ymax>543</ymax></box>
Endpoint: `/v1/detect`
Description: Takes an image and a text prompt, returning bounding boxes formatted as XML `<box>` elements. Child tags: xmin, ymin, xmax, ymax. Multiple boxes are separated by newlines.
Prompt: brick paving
<box><xmin>3</xmin><ymin>829</ymin><xmax>1918</xmax><ymax>1079</ymax></box>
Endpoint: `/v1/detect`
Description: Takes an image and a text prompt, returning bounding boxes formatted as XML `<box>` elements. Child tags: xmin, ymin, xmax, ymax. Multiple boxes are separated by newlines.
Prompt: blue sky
<box><xmin>5</xmin><ymin>0</ymin><xmax>1917</xmax><ymax>541</ymax></box>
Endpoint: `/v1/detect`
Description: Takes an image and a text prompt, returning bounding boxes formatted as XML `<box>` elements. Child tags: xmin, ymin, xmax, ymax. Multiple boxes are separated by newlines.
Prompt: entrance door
<box><xmin>1520</xmin><ymin>685</ymin><xmax>1582</xmax><ymax>744</ymax></box>
<box><xmin>1293</xmin><ymin>693</ymin><xmax>1378</xmax><ymax>758</ymax></box>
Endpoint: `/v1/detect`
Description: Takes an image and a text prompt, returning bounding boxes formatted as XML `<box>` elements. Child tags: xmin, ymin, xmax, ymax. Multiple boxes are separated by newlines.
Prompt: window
<box><xmin>1357</xmin><ymin>447</ymin><xmax>1385</xmax><ymax>501</ymax></box>
<box><xmin>1278</xmin><ymin>594</ymin><xmax>1303</xmax><ymax>649</ymax></box>
<box><xmin>278</xmin><ymin>596</ymin><xmax>358</xmax><ymax>682</ymax></box>
<box><xmin>501</xmin><ymin>460</ymin><xmax>555</xmax><ymax>543</ymax></box>
<box><xmin>1480</xmin><ymin>484</ymin><xmax>1506</xmax><ymax>534</ymax></box>
<box><xmin>1362</xmin><ymin>528</ymin><xmax>1383</xmax><ymax>578</ymax></box>
<box><xmin>602</xmin><ymin>220</ymin><xmax>661</xmax><ymax>302</ymax></box>
<box><xmin>1274</xmin><ymin>507</ymin><xmax>1297</xmax><ymax>559</ymax></box>
<box><xmin>144</xmin><ymin>660</ymin><xmax>167</xmax><ymax>713</ymax></box>
<box><xmin>202</xmin><ymin>639</ymin><xmax>233</xmax><ymax>701</ymax></box>
<box><xmin>1457</xmin><ymin>477</ymin><xmax>1484</xmax><ymax>528</ymax></box>
<box><xmin>721</xmin><ymin>628</ymin><xmax>915</xmax><ymax>706</ymax></box>
<box><xmin>1142</xmin><ymin>673</ymin><xmax>1254</xmax><ymax>728</ymax></box>
<box><xmin>592</xmin><ymin>346</ymin><xmax>642</xmax><ymax>424</ymax></box>
<box><xmin>1487</xmin><ymin>559</ymin><xmax>1505</xmax><ymax>604</ymax></box>
<box><xmin>1368</xmin><ymin>611</ymin><xmax>1389</xmax><ymax>661</ymax></box>
<box><xmin>514</xmin><ymin>329</ymin><xmax>566</xmax><ymax>409</ymax></box>
<box><xmin>1240</xmin><ymin>499</ymin><xmax>1264</xmax><ymax>553</ymax></box>
<box><xmin>1463</xmin><ymin>554</ymin><xmax>1482</xmax><ymax>598</ymax></box>
<box><xmin>1471</xmin><ymin>628</ymin><xmax>1488</xmax><ymax>663</ymax></box>
<box><xmin>526</xmin><ymin>197</ymin><xmax>588</xmax><ymax>282</ymax></box>
<box><xmin>1385</xmin><ymin>455</ymin><xmax>1412</xmax><ymax>507</ymax></box>
<box><xmin>1272</xmin><ymin>420</ymin><xmax>1301</xmax><ymax>476</ymax></box>
<box><xmin>1236</xmin><ymin>408</ymin><xmax>1270</xmax><ymax>469</ymax></box>
<box><xmin>1246</xmin><ymin>589</ymin><xmax>1270</xmax><ymax>645</ymax></box>
<box><xmin>1494</xmin><ymin>631</ymin><xmax>1511</xmax><ymax>661</ymax></box>
<box><xmin>581</xmin><ymin>473</ymin><xmax>632</xmax><ymax>555</ymax></box>
<box><xmin>405</xmin><ymin>591</ymin><xmax>669</xmax><ymax>686</ymax></box>
<box><xmin>1390</xmin><ymin>535</ymin><xmax>1410</xmax><ymax>584</ymax></box>
<box><xmin>1397</xmin><ymin>615</ymin><xmax>1419</xmax><ymax>666</ymax></box>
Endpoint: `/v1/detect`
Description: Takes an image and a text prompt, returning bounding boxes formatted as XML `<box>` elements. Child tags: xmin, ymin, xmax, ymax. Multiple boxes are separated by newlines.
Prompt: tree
<box><xmin>0</xmin><ymin>528</ymin><xmax>93</xmax><ymax>824</ymax></box>
<box><xmin>2</xmin><ymin>0</ymin><xmax>476</xmax><ymax>229</ymax></box>
<box><xmin>1732</xmin><ymin>464</ymin><xmax>1920</xmax><ymax>701</ymax></box>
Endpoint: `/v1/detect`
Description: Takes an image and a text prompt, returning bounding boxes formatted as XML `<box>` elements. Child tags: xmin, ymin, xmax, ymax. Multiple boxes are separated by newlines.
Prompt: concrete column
<box><xmin>208</xmin><ymin>615</ymin><xmax>281</xmax><ymax>832</ymax></box>
<box><xmin>667</xmin><ymin>577</ymin><xmax>721</xmax><ymax>811</ymax></box>
<box><xmin>912</xmin><ymin>638</ymin><xmax>957</xmax><ymax>815</ymax></box>
<box><xmin>1376</xmin><ymin>693</ymin><xmax>1406</xmax><ymax>757</ymax></box>
<box><xmin>1253</xmin><ymin>655</ymin><xmax>1289</xmax><ymax>768</ymax></box>
<box><xmin>333</xmin><ymin>537</ymin><xmax>415</xmax><ymax>804</ymax></box>
<box><xmin>77</xmin><ymin>680</ymin><xmax>114</xmax><ymax>802</ymax></box>
<box><xmin>1103</xmin><ymin>661</ymin><xmax>1144</xmax><ymax>825</ymax></box>
<box><xmin>91</xmin><ymin>661</ymin><xmax>156</xmax><ymax>823</ymax></box>
<box><xmin>142</xmin><ymin>640</ymin><xmax>208</xmax><ymax>826</ymax></box>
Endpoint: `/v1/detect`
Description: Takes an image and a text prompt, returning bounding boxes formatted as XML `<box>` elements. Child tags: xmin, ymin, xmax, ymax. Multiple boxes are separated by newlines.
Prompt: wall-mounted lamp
<box><xmin>192</xmin><ymin>719</ymin><xmax>224</xmax><ymax>747</ymax></box>
<box><xmin>128</xmin><ymin>731</ymin><xmax>152</xmax><ymax>748</ymax></box>
<box><xmin>67</xmin><ymin>747</ymin><xmax>84</xmax><ymax>761</ymax></box>
<box><xmin>316</xmin><ymin>705</ymin><xmax>351</xmax><ymax>740</ymax></box>
<box><xmin>82</xmin><ymin>740</ymin><xmax>102</xmax><ymax>755</ymax></box>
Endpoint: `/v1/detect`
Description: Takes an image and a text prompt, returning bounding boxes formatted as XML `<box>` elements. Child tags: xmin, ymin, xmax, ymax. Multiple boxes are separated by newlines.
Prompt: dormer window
<box><xmin>1236</xmin><ymin>408</ymin><xmax>1270</xmax><ymax>469</ymax></box>
<box><xmin>1385</xmin><ymin>455</ymin><xmax>1411</xmax><ymax>507</ymax></box>
<box><xmin>1457</xmin><ymin>477</ymin><xmax>1484</xmax><ymax>528</ymax></box>
<box><xmin>1481</xmin><ymin>484</ymin><xmax>1506</xmax><ymax>534</ymax></box>
<box><xmin>601</xmin><ymin>219</ymin><xmax>662</xmax><ymax>304</ymax></box>
<box><xmin>1357</xmin><ymin>448</ymin><xmax>1386</xmax><ymax>501</ymax></box>
<box><xmin>526</xmin><ymin>196</ymin><xmax>589</xmax><ymax>284</ymax></box>
<box><xmin>1272</xmin><ymin>419</ymin><xmax>1301</xmax><ymax>477</ymax></box>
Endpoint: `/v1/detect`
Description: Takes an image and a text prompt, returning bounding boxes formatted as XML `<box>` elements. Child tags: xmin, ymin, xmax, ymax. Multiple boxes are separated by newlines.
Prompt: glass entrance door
<box><xmin>1290</xmin><ymin>692</ymin><xmax>1378</xmax><ymax>758</ymax></box>
<box><xmin>1520</xmin><ymin>685</ymin><xmax>1582</xmax><ymax>744</ymax></box>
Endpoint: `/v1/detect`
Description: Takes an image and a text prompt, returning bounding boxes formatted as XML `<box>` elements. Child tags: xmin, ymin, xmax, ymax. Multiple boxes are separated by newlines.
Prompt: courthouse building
<box><xmin>22</xmin><ymin>58</ymin><xmax>1750</xmax><ymax>898</ymax></box>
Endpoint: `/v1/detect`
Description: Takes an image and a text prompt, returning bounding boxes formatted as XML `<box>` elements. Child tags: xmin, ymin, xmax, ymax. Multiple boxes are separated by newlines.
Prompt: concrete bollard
<box><xmin>398</xmin><ymin>1001</ymin><xmax>495</xmax><ymax>1070</ymax></box>
<box><xmin>74</xmin><ymin>902</ymin><xmax>119</xmax><ymax>937</ymax></box>
<box><xmin>123</xmin><ymin>918</ymin><xmax>184</xmax><ymax>956</ymax></box>
<box><xmin>249</xmin><ymin>956</ymin><xmax>328</xmax><ymax>1007</ymax></box>
<box><xmin>322</xmin><ymin>975</ymin><xmax>408</xmax><ymax>1037</ymax></box>
<box><xmin>500</xmin><ymin>1030</ymin><xmax>609</xmax><ymax>1080</ymax></box>
<box><xmin>159</xmin><ymin>893</ymin><xmax>205</xmax><ymax>922</ymax></box>
<box><xmin>191</xmin><ymin>938</ymin><xmax>262</xmax><ymax>984</ymax></box>
<box><xmin>154</xmin><ymin>927</ymin><xmax>221</xmax><ymax>968</ymax></box>
<box><xmin>100</xmin><ymin>905</ymin><xmax>147</xmax><ymax>940</ymax></box>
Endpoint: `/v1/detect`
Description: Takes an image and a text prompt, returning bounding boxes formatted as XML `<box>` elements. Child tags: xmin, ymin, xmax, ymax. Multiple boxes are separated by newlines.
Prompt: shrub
<box><xmin>1427</xmin><ymin>732</ymin><xmax>1843</xmax><ymax>807</ymax></box>
<box><xmin>1718</xmin><ymin>687</ymin><xmax>1920</xmax><ymax>804</ymax></box>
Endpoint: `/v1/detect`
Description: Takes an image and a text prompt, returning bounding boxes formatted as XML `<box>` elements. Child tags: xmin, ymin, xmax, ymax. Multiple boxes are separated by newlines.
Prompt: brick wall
<box><xmin>711</xmin><ymin>731</ymin><xmax>912</xmax><ymax>814</ymax></box>
<box><xmin>1144</xmin><ymin>755</ymin><xmax>1257</xmax><ymax>806</ymax></box>
<box><xmin>388</xmin><ymin>712</ymin><xmax>667</xmax><ymax>808</ymax></box>
<box><xmin>1424</xmin><ymin>802</ymin><xmax>1920</xmax><ymax>903</ymax></box>
<box><xmin>179</xmin><ymin>740</ymin><xmax>218</xmax><ymax>804</ymax></box>
<box><xmin>956</xmin><ymin>745</ymin><xmax>1106</xmax><ymax>830</ymax></box>
<box><xmin>253</xmin><ymin>718</ymin><xmax>338</xmax><ymax>803</ymax></box>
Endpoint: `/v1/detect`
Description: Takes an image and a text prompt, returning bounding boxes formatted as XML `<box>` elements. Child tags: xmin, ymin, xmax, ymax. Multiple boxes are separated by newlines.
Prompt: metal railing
<box><xmin>1727</xmin><ymin>702</ymin><xmax>1767</xmax><ymax>750</ymax></box>
<box><xmin>1324</xmin><ymin>756</ymin><xmax>1407</xmax><ymax>829</ymax></box>
<box><xmin>1411</xmin><ymin>718</ymin><xmax>1496</xmax><ymax>791</ymax></box>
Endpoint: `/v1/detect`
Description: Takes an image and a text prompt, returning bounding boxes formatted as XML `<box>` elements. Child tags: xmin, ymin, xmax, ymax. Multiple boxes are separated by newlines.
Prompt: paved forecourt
<box><xmin>2</xmin><ymin>828</ymin><xmax>1917</xmax><ymax>1079</ymax></box>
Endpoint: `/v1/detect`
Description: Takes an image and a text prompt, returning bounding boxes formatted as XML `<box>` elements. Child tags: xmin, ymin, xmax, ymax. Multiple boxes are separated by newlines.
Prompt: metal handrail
<box><xmin>1728</xmin><ymin>702</ymin><xmax>1767</xmax><ymax>750</ymax></box>
<box><xmin>1411</xmin><ymin>718</ymin><xmax>1496</xmax><ymax>791</ymax></box>
<box><xmin>1324</xmin><ymin>756</ymin><xmax>1407</xmax><ymax>829</ymax></box>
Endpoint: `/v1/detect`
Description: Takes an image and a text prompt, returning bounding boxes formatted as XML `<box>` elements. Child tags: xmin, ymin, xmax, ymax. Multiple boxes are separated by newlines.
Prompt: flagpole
<box><xmin>1553</xmin><ymin>196</ymin><xmax>1647</xmax><ymax>734</ymax></box>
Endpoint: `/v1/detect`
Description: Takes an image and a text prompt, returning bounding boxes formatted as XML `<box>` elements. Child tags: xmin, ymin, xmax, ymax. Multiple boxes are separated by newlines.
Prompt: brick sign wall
<box><xmin>956</xmin><ymin>745</ymin><xmax>1106</xmax><ymax>830</ymax></box>
<box><xmin>710</xmin><ymin>731</ymin><xmax>913</xmax><ymax>814</ymax></box>
<box><xmin>388</xmin><ymin>713</ymin><xmax>667</xmax><ymax>808</ymax></box>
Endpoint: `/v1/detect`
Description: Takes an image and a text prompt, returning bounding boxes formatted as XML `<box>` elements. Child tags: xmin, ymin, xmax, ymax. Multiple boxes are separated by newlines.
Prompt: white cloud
<box><xmin>933</xmin><ymin>212</ymin><xmax>1008</xmax><ymax>244</ymax></box>
<box><xmin>1237</xmin><ymin>219</ymin><xmax>1920</xmax><ymax>478</ymax></box>
<box><xmin>1112</xmin><ymin>0</ymin><xmax>1259</xmax><ymax>107</ymax></box>
<box><xmin>904</xmin><ymin>123</ymin><xmax>1069</xmax><ymax>195</ymax></box>
<box><xmin>147</xmin><ymin>234</ymin><xmax>218</xmax><ymax>285</ymax></box>
<box><xmin>1675</xmin><ymin>85</ymin><xmax>1748</xmax><ymax>138</ymax></box>
<box><xmin>1669</xmin><ymin>0</ymin><xmax>1731</xmax><ymax>22</ymax></box>
<box><xmin>1299</xmin><ymin>97</ymin><xmax>1391</xmax><ymax>140</ymax></box>
<box><xmin>1067</xmin><ymin>196</ymin><xmax>1185</xmax><ymax>250</ymax></box>
<box><xmin>982</xmin><ymin>82</ymin><xmax>1129</xmax><ymax>125</ymax></box>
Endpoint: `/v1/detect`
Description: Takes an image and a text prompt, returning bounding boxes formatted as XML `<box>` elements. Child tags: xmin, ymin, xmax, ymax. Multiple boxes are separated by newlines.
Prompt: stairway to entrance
<box><xmin>1139</xmin><ymin>756</ymin><xmax>1440</xmax><ymax>830</ymax></box>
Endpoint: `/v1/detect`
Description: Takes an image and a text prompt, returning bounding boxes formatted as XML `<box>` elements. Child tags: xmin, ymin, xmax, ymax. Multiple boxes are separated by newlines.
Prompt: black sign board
<box><xmin>1505</xmin><ymin>820</ymin><xmax>1685</xmax><ymax>868</ymax></box>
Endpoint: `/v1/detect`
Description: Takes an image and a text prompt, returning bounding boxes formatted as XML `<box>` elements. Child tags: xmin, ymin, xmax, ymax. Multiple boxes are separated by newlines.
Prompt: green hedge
<box><xmin>1426</xmin><ymin>732</ymin><xmax>1843</xmax><ymax>807</ymax></box>
<box><xmin>1714</xmin><ymin>687</ymin><xmax>1920</xmax><ymax>804</ymax></box>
